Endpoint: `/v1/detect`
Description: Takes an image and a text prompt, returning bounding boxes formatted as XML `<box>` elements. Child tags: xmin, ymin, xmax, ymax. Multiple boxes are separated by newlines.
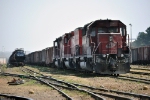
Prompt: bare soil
<box><xmin>0</xmin><ymin>65</ymin><xmax>150</xmax><ymax>100</ymax></box>
<box><xmin>0</xmin><ymin>76</ymin><xmax>66</xmax><ymax>100</ymax></box>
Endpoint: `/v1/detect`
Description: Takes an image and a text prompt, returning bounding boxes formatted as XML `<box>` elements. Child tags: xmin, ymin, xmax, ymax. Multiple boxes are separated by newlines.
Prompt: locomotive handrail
<box><xmin>90</xmin><ymin>36</ymin><xmax>96</xmax><ymax>56</ymax></box>
<box><xmin>127</xmin><ymin>34</ymin><xmax>129</xmax><ymax>47</ymax></box>
<box><xmin>93</xmin><ymin>42</ymin><xmax>101</xmax><ymax>55</ymax></box>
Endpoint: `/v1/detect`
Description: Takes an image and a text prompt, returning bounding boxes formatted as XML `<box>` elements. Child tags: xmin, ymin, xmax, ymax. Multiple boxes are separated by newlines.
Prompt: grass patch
<box><xmin>0</xmin><ymin>64</ymin><xmax>7</xmax><ymax>73</ymax></box>
<box><xmin>0</xmin><ymin>75</ymin><xmax>7</xmax><ymax>78</ymax></box>
<box><xmin>22</xmin><ymin>78</ymin><xmax>52</xmax><ymax>89</ymax></box>
<box><xmin>22</xmin><ymin>79</ymin><xmax>38</xmax><ymax>86</ymax></box>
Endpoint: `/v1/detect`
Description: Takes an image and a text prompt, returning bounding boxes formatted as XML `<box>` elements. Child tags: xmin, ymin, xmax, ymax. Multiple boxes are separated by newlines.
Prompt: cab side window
<box><xmin>90</xmin><ymin>28</ymin><xmax>96</xmax><ymax>36</ymax></box>
<box><xmin>108</xmin><ymin>27</ymin><xmax>118</xmax><ymax>33</ymax></box>
<box><xmin>98</xmin><ymin>28</ymin><xmax>106</xmax><ymax>33</ymax></box>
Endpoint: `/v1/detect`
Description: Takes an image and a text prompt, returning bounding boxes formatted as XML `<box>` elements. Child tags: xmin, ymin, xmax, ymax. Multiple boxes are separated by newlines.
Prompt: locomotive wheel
<box><xmin>16</xmin><ymin>63</ymin><xmax>18</xmax><ymax>67</ymax></box>
<box><xmin>114</xmin><ymin>74</ymin><xmax>119</xmax><ymax>77</ymax></box>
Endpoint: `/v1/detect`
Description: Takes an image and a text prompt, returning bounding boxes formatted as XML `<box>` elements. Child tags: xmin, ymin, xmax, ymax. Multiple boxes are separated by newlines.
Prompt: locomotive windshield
<box><xmin>98</xmin><ymin>28</ymin><xmax>107</xmax><ymax>33</ymax></box>
<box><xmin>108</xmin><ymin>27</ymin><xmax>118</xmax><ymax>33</ymax></box>
<box><xmin>98</xmin><ymin>27</ymin><xmax>119</xmax><ymax>33</ymax></box>
<box><xmin>16</xmin><ymin>50</ymin><xmax>25</xmax><ymax>56</ymax></box>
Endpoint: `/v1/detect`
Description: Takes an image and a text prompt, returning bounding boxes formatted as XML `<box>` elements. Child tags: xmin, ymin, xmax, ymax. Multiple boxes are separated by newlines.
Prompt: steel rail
<box><xmin>22</xmin><ymin>67</ymin><xmax>150</xmax><ymax>100</ymax></box>
<box><xmin>0</xmin><ymin>72</ymin><xmax>72</xmax><ymax>100</ymax></box>
<box><xmin>108</xmin><ymin>75</ymin><xmax>150</xmax><ymax>84</ymax></box>
<box><xmin>72</xmin><ymin>83</ymin><xmax>150</xmax><ymax>100</ymax></box>
<box><xmin>22</xmin><ymin>67</ymin><xmax>77</xmax><ymax>88</ymax></box>
<box><xmin>22</xmin><ymin>68</ymin><xmax>105</xmax><ymax>100</ymax></box>
<box><xmin>131</xmin><ymin>68</ymin><xmax>150</xmax><ymax>71</ymax></box>
<box><xmin>130</xmin><ymin>71</ymin><xmax>150</xmax><ymax>76</ymax></box>
<box><xmin>33</xmin><ymin>76</ymin><xmax>72</xmax><ymax>100</ymax></box>
<box><xmin>119</xmin><ymin>75</ymin><xmax>150</xmax><ymax>81</ymax></box>
<box><xmin>22</xmin><ymin>68</ymin><xmax>135</xmax><ymax>100</ymax></box>
<box><xmin>0</xmin><ymin>94</ymin><xmax>33</xmax><ymax>100</ymax></box>
<box><xmin>41</xmin><ymin>76</ymin><xmax>135</xmax><ymax>100</ymax></box>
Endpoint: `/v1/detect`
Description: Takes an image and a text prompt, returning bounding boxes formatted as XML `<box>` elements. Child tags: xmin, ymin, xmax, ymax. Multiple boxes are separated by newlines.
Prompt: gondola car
<box><xmin>131</xmin><ymin>46</ymin><xmax>150</xmax><ymax>65</ymax></box>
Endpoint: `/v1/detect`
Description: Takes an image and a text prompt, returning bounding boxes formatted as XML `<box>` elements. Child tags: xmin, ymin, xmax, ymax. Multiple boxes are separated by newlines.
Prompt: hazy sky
<box><xmin>0</xmin><ymin>0</ymin><xmax>150</xmax><ymax>52</ymax></box>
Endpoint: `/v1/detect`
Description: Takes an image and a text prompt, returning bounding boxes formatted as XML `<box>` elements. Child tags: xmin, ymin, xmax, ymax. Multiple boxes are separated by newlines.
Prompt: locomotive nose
<box><xmin>109</xmin><ymin>63</ymin><xmax>118</xmax><ymax>71</ymax></box>
<box><xmin>109</xmin><ymin>57</ymin><xmax>118</xmax><ymax>71</ymax></box>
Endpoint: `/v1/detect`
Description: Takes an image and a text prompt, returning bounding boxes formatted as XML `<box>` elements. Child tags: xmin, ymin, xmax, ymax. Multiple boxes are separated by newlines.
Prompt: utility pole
<box><xmin>129</xmin><ymin>24</ymin><xmax>132</xmax><ymax>48</ymax></box>
<box><xmin>129</xmin><ymin>24</ymin><xmax>132</xmax><ymax>63</ymax></box>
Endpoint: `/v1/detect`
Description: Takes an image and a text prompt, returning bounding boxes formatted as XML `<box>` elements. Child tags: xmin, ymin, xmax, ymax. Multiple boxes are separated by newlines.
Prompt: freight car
<box><xmin>8</xmin><ymin>48</ymin><xmax>25</xmax><ymax>67</ymax></box>
<box><xmin>26</xmin><ymin>19</ymin><xmax>130</xmax><ymax>75</ymax></box>
<box><xmin>131</xmin><ymin>46</ymin><xmax>150</xmax><ymax>65</ymax></box>
<box><xmin>26</xmin><ymin>47</ymin><xmax>53</xmax><ymax>66</ymax></box>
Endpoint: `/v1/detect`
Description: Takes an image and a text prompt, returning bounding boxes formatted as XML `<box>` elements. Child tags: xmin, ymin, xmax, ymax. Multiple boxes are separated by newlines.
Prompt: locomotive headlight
<box><xmin>109</xmin><ymin>36</ymin><xmax>113</xmax><ymax>41</ymax></box>
<box><xmin>102</xmin><ymin>54</ymin><xmax>106</xmax><ymax>57</ymax></box>
<box><xmin>121</xmin><ymin>54</ymin><xmax>124</xmax><ymax>57</ymax></box>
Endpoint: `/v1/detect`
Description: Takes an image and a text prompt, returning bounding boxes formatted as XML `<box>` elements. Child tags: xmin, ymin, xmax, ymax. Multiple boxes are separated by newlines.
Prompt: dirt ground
<box><xmin>0</xmin><ymin>76</ymin><xmax>66</xmax><ymax>100</ymax></box>
<box><xmin>0</xmin><ymin>65</ymin><xmax>150</xmax><ymax>100</ymax></box>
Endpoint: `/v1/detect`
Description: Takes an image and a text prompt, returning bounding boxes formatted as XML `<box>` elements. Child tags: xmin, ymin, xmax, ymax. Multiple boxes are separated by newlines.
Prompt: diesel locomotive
<box><xmin>9</xmin><ymin>48</ymin><xmax>25</xmax><ymax>67</ymax></box>
<box><xmin>26</xmin><ymin>19</ymin><xmax>130</xmax><ymax>75</ymax></box>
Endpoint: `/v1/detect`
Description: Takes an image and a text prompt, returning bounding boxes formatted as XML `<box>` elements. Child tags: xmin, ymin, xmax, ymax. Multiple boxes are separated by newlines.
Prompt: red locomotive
<box><xmin>53</xmin><ymin>19</ymin><xmax>130</xmax><ymax>75</ymax></box>
<box><xmin>26</xmin><ymin>19</ymin><xmax>130</xmax><ymax>75</ymax></box>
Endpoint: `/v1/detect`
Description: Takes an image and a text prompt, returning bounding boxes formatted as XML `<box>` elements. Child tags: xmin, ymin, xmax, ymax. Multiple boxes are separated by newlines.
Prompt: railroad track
<box><xmin>0</xmin><ymin>93</ymin><xmax>32</xmax><ymax>100</ymax></box>
<box><xmin>19</xmin><ymin>67</ymin><xmax>150</xmax><ymax>100</ymax></box>
<box><xmin>1</xmin><ymin>66</ymin><xmax>150</xmax><ymax>100</ymax></box>
<box><xmin>1</xmin><ymin>71</ymin><xmax>150</xmax><ymax>100</ymax></box>
<box><xmin>21</xmin><ymin>67</ymin><xmax>105</xmax><ymax>100</ymax></box>
<box><xmin>1</xmin><ymin>72</ymin><xmax>73</xmax><ymax>100</ymax></box>
<box><xmin>111</xmin><ymin>75</ymin><xmax>150</xmax><ymax>84</ymax></box>
<box><xmin>130</xmin><ymin>71</ymin><xmax>150</xmax><ymax>76</ymax></box>
<box><xmin>131</xmin><ymin>68</ymin><xmax>150</xmax><ymax>71</ymax></box>
<box><xmin>71</xmin><ymin>83</ymin><xmax>150</xmax><ymax>100</ymax></box>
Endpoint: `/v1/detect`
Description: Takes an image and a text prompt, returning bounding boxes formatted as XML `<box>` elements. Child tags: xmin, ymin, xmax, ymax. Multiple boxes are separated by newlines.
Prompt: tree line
<box><xmin>132</xmin><ymin>27</ymin><xmax>150</xmax><ymax>48</ymax></box>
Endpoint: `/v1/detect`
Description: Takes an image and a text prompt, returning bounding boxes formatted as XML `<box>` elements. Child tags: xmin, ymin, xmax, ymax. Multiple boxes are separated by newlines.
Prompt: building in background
<box><xmin>0</xmin><ymin>58</ymin><xmax>7</xmax><ymax>64</ymax></box>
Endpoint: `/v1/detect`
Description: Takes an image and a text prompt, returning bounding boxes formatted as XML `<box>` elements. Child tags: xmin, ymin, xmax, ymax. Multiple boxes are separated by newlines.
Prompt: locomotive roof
<box><xmin>83</xmin><ymin>19</ymin><xmax>125</xmax><ymax>27</ymax></box>
<box><xmin>54</xmin><ymin>36</ymin><xmax>62</xmax><ymax>42</ymax></box>
<box><xmin>74</xmin><ymin>27</ymin><xmax>83</xmax><ymax>30</ymax></box>
<box><xmin>15</xmin><ymin>48</ymin><xmax>24</xmax><ymax>50</ymax></box>
<box><xmin>12</xmin><ymin>49</ymin><xmax>24</xmax><ymax>54</ymax></box>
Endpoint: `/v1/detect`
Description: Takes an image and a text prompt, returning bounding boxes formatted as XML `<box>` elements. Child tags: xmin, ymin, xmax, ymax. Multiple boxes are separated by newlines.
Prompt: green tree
<box><xmin>146</xmin><ymin>27</ymin><xmax>150</xmax><ymax>44</ymax></box>
<box><xmin>132</xmin><ymin>26</ymin><xmax>150</xmax><ymax>48</ymax></box>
